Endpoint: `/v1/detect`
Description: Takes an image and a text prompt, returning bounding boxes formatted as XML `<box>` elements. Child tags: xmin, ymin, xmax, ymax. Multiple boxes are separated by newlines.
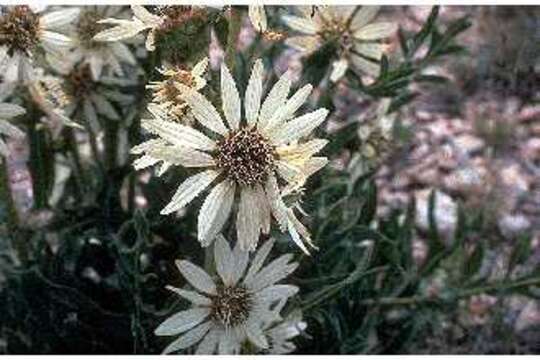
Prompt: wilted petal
<box><xmin>245</xmin><ymin>59</ymin><xmax>264</xmax><ymax>127</ymax></box>
<box><xmin>281</xmin><ymin>15</ymin><xmax>317</xmax><ymax>34</ymax></box>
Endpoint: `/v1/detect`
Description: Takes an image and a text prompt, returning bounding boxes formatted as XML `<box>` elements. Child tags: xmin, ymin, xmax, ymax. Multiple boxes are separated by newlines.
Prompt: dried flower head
<box><xmin>93</xmin><ymin>5</ymin><xmax>206</xmax><ymax>52</ymax></box>
<box><xmin>282</xmin><ymin>6</ymin><xmax>396</xmax><ymax>82</ymax></box>
<box><xmin>147</xmin><ymin>57</ymin><xmax>208</xmax><ymax>122</ymax></box>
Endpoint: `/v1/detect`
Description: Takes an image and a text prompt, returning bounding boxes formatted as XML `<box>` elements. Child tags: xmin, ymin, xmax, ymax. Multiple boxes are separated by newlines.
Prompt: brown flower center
<box><xmin>210</xmin><ymin>285</ymin><xmax>252</xmax><ymax>327</ymax></box>
<box><xmin>0</xmin><ymin>6</ymin><xmax>40</xmax><ymax>56</ymax></box>
<box><xmin>215</xmin><ymin>128</ymin><xmax>276</xmax><ymax>187</ymax></box>
<box><xmin>65</xmin><ymin>64</ymin><xmax>96</xmax><ymax>98</ymax></box>
<box><xmin>155</xmin><ymin>5</ymin><xmax>206</xmax><ymax>34</ymax></box>
<box><xmin>77</xmin><ymin>10</ymin><xmax>108</xmax><ymax>48</ymax></box>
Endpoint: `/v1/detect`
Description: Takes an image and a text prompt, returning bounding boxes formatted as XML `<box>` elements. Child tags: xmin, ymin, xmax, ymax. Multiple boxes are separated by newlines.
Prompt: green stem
<box><xmin>357</xmin><ymin>276</ymin><xmax>540</xmax><ymax>307</ymax></box>
<box><xmin>0</xmin><ymin>159</ymin><xmax>28</xmax><ymax>264</ymax></box>
<box><xmin>26</xmin><ymin>107</ymin><xmax>52</xmax><ymax>209</ymax></box>
<box><xmin>104</xmin><ymin>119</ymin><xmax>119</xmax><ymax>172</ymax></box>
<box><xmin>225</xmin><ymin>6</ymin><xmax>243</xmax><ymax>72</ymax></box>
<box><xmin>0</xmin><ymin>159</ymin><xmax>19</xmax><ymax>230</ymax></box>
<box><xmin>65</xmin><ymin>127</ymin><xmax>85</xmax><ymax>201</ymax></box>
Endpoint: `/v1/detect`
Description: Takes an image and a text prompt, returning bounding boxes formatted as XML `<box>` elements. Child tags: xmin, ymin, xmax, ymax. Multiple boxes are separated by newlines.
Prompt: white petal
<box><xmin>40</xmin><ymin>8</ymin><xmax>80</xmax><ymax>29</ymax></box>
<box><xmin>350</xmin><ymin>54</ymin><xmax>380</xmax><ymax>77</ymax></box>
<box><xmin>166</xmin><ymin>285</ymin><xmax>212</xmax><ymax>306</ymax></box>
<box><xmin>330</xmin><ymin>58</ymin><xmax>349</xmax><ymax>82</ymax></box>
<box><xmin>154</xmin><ymin>307</ymin><xmax>210</xmax><ymax>336</ymax></box>
<box><xmin>220</xmin><ymin>63</ymin><xmax>240</xmax><ymax>131</ymax></box>
<box><xmin>245</xmin><ymin>59</ymin><xmax>264</xmax><ymax>127</ymax></box>
<box><xmin>192</xmin><ymin>57</ymin><xmax>209</xmax><ymax>77</ymax></box>
<box><xmin>281</xmin><ymin>15</ymin><xmax>317</xmax><ymax>34</ymax></box>
<box><xmin>93</xmin><ymin>19</ymin><xmax>148</xmax><ymax>42</ymax></box>
<box><xmin>142</xmin><ymin>107</ymin><xmax>216</xmax><ymax>151</ymax></box>
<box><xmin>0</xmin><ymin>103</ymin><xmax>26</xmax><ymax>119</ymax></box>
<box><xmin>284</xmin><ymin>35</ymin><xmax>320</xmax><ymax>53</ymax></box>
<box><xmin>353</xmin><ymin>22</ymin><xmax>397</xmax><ymax>40</ymax></box>
<box><xmin>271</xmin><ymin>108</ymin><xmax>329</xmax><ymax>145</ymax></box>
<box><xmin>236</xmin><ymin>187</ymin><xmax>261</xmax><ymax>252</ymax></box>
<box><xmin>245</xmin><ymin>254</ymin><xmax>298</xmax><ymax>292</ymax></box>
<box><xmin>176</xmin><ymin>260</ymin><xmax>217</xmax><ymax>295</ymax></box>
<box><xmin>162</xmin><ymin>321</ymin><xmax>212</xmax><ymax>354</ymax></box>
<box><xmin>110</xmin><ymin>42</ymin><xmax>137</xmax><ymax>65</ymax></box>
<box><xmin>146</xmin><ymin>145</ymin><xmax>215</xmax><ymax>168</ymax></box>
<box><xmin>249</xmin><ymin>5</ymin><xmax>267</xmax><ymax>32</ymax></box>
<box><xmin>263</xmin><ymin>84</ymin><xmax>313</xmax><ymax>132</ymax></box>
<box><xmin>131</xmin><ymin>5</ymin><xmax>162</xmax><ymax>26</ymax></box>
<box><xmin>196</xmin><ymin>328</ymin><xmax>219</xmax><ymax>354</ymax></box>
<box><xmin>264</xmin><ymin>174</ymin><xmax>288</xmax><ymax>230</ymax></box>
<box><xmin>258</xmin><ymin>72</ymin><xmax>291</xmax><ymax>129</ymax></box>
<box><xmin>91</xmin><ymin>93</ymin><xmax>120</xmax><ymax>120</ymax></box>
<box><xmin>133</xmin><ymin>154</ymin><xmax>160</xmax><ymax>170</ymax></box>
<box><xmin>231</xmin><ymin>241</ymin><xmax>249</xmax><ymax>286</ymax></box>
<box><xmin>243</xmin><ymin>238</ymin><xmax>275</xmax><ymax>285</ymax></box>
<box><xmin>354</xmin><ymin>42</ymin><xmax>384</xmax><ymax>60</ymax></box>
<box><xmin>83</xmin><ymin>98</ymin><xmax>100</xmax><ymax>134</ymax></box>
<box><xmin>41</xmin><ymin>31</ymin><xmax>72</xmax><ymax>48</ymax></box>
<box><xmin>245</xmin><ymin>320</ymin><xmax>269</xmax><ymax>349</ymax></box>
<box><xmin>256</xmin><ymin>284</ymin><xmax>299</xmax><ymax>304</ymax></box>
<box><xmin>350</xmin><ymin>6</ymin><xmax>380</xmax><ymax>31</ymax></box>
<box><xmin>88</xmin><ymin>53</ymin><xmax>104</xmax><ymax>81</ymax></box>
<box><xmin>214</xmin><ymin>234</ymin><xmax>235</xmax><ymax>286</ymax></box>
<box><xmin>198</xmin><ymin>180</ymin><xmax>236</xmax><ymax>247</ymax></box>
<box><xmin>0</xmin><ymin>120</ymin><xmax>24</xmax><ymax>139</ymax></box>
<box><xmin>177</xmin><ymin>84</ymin><xmax>228</xmax><ymax>136</ymax></box>
<box><xmin>161</xmin><ymin>170</ymin><xmax>219</xmax><ymax>215</ymax></box>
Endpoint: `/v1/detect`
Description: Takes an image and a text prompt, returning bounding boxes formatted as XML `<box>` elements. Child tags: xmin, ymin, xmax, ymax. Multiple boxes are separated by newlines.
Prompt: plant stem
<box><xmin>0</xmin><ymin>159</ymin><xmax>28</xmax><ymax>264</ymax></box>
<box><xmin>26</xmin><ymin>107</ymin><xmax>52</xmax><ymax>209</ymax></box>
<box><xmin>65</xmin><ymin>127</ymin><xmax>85</xmax><ymax>201</ymax></box>
<box><xmin>357</xmin><ymin>276</ymin><xmax>540</xmax><ymax>307</ymax></box>
<box><xmin>224</xmin><ymin>6</ymin><xmax>243</xmax><ymax>72</ymax></box>
<box><xmin>0</xmin><ymin>159</ymin><xmax>19</xmax><ymax>230</ymax></box>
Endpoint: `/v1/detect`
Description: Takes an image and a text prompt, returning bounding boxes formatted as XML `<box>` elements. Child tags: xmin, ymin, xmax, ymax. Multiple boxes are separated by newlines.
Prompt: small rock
<box><xmin>454</xmin><ymin>134</ymin><xmax>485</xmax><ymax>156</ymax></box>
<box><xmin>498</xmin><ymin>213</ymin><xmax>531</xmax><ymax>238</ymax></box>
<box><xmin>415</xmin><ymin>189</ymin><xmax>458</xmax><ymax>241</ymax></box>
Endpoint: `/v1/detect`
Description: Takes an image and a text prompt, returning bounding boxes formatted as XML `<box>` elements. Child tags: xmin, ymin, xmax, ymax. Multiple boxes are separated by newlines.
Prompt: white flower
<box><xmin>93</xmin><ymin>5</ymin><xmax>206</xmax><ymax>52</ymax></box>
<box><xmin>28</xmin><ymin>67</ymin><xmax>83</xmax><ymax>137</ymax></box>
<box><xmin>56</xmin><ymin>62</ymin><xmax>140</xmax><ymax>136</ymax></box>
<box><xmin>0</xmin><ymin>5</ymin><xmax>79</xmax><ymax>83</ymax></box>
<box><xmin>68</xmin><ymin>6</ymin><xmax>138</xmax><ymax>80</ymax></box>
<box><xmin>155</xmin><ymin>235</ymin><xmax>299</xmax><ymax>354</ymax></box>
<box><xmin>0</xmin><ymin>101</ymin><xmax>25</xmax><ymax>158</ymax></box>
<box><xmin>282</xmin><ymin>6</ymin><xmax>396</xmax><ymax>81</ymax></box>
<box><xmin>146</xmin><ymin>57</ymin><xmax>208</xmax><ymax>123</ymax></box>
<box><xmin>132</xmin><ymin>59</ymin><xmax>329</xmax><ymax>253</ymax></box>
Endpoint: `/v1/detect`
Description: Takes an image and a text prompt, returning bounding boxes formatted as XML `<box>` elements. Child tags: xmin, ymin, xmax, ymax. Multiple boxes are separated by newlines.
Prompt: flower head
<box><xmin>147</xmin><ymin>57</ymin><xmax>208</xmax><ymax>122</ymax></box>
<box><xmin>93</xmin><ymin>5</ymin><xmax>205</xmax><ymax>52</ymax></box>
<box><xmin>282</xmin><ymin>6</ymin><xmax>396</xmax><ymax>82</ymax></box>
<box><xmin>69</xmin><ymin>6</ymin><xmax>138</xmax><ymax>80</ymax></box>
<box><xmin>155</xmin><ymin>236</ymin><xmax>299</xmax><ymax>354</ymax></box>
<box><xmin>0</xmin><ymin>5</ymin><xmax>79</xmax><ymax>83</ymax></box>
<box><xmin>132</xmin><ymin>59</ymin><xmax>329</xmax><ymax>253</ymax></box>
